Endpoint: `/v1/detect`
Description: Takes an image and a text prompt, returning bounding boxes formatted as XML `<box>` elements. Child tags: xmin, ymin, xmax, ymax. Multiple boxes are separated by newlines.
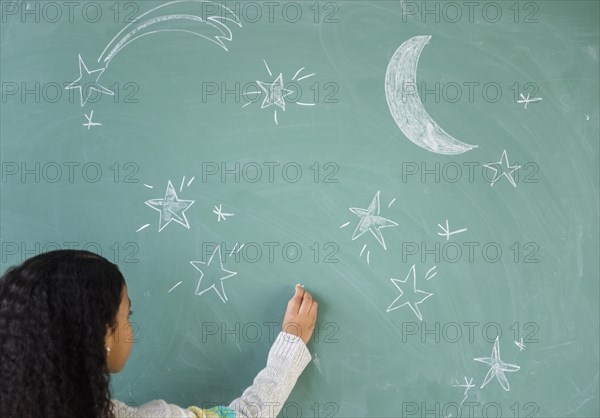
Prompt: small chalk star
<box><xmin>484</xmin><ymin>150</ymin><xmax>521</xmax><ymax>188</ymax></box>
<box><xmin>213</xmin><ymin>204</ymin><xmax>234</xmax><ymax>222</ymax></box>
<box><xmin>82</xmin><ymin>110</ymin><xmax>102</xmax><ymax>130</ymax></box>
<box><xmin>437</xmin><ymin>219</ymin><xmax>467</xmax><ymax>240</ymax></box>
<box><xmin>516</xmin><ymin>93</ymin><xmax>543</xmax><ymax>109</ymax></box>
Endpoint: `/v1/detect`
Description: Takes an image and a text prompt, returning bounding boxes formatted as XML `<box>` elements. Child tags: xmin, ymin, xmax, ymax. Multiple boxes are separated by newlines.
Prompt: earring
<box><xmin>106</xmin><ymin>346</ymin><xmax>111</xmax><ymax>353</ymax></box>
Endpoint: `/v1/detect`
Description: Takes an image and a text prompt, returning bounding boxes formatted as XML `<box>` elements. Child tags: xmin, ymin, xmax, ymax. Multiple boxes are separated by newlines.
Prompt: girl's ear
<box><xmin>104</xmin><ymin>324</ymin><xmax>114</xmax><ymax>352</ymax></box>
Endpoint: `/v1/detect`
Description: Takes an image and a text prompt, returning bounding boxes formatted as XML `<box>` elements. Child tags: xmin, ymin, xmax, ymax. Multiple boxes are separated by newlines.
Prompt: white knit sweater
<box><xmin>111</xmin><ymin>331</ymin><xmax>312</xmax><ymax>417</ymax></box>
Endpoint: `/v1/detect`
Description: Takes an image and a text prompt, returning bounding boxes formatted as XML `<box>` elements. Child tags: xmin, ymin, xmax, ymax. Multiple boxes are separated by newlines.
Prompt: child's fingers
<box><xmin>298</xmin><ymin>290</ymin><xmax>313</xmax><ymax>316</ymax></box>
<box><xmin>287</xmin><ymin>284</ymin><xmax>304</xmax><ymax>314</ymax></box>
<box><xmin>309</xmin><ymin>301</ymin><xmax>318</xmax><ymax>318</ymax></box>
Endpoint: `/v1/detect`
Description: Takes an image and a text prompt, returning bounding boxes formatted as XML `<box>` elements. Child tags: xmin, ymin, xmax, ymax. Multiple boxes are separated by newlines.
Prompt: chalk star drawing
<box><xmin>82</xmin><ymin>110</ymin><xmax>102</xmax><ymax>130</ymax></box>
<box><xmin>340</xmin><ymin>191</ymin><xmax>398</xmax><ymax>264</ymax></box>
<box><xmin>483</xmin><ymin>150</ymin><xmax>521</xmax><ymax>187</ymax></box>
<box><xmin>65</xmin><ymin>54</ymin><xmax>115</xmax><ymax>107</ymax></box>
<box><xmin>258</xmin><ymin>74</ymin><xmax>293</xmax><ymax>111</ymax></box>
<box><xmin>350</xmin><ymin>191</ymin><xmax>398</xmax><ymax>250</ymax></box>
<box><xmin>243</xmin><ymin>59</ymin><xmax>316</xmax><ymax>125</ymax></box>
<box><xmin>144</xmin><ymin>180</ymin><xmax>195</xmax><ymax>232</ymax></box>
<box><xmin>514</xmin><ymin>338</ymin><xmax>526</xmax><ymax>351</ymax></box>
<box><xmin>437</xmin><ymin>219</ymin><xmax>467</xmax><ymax>240</ymax></box>
<box><xmin>213</xmin><ymin>204</ymin><xmax>234</xmax><ymax>222</ymax></box>
<box><xmin>474</xmin><ymin>336</ymin><xmax>520</xmax><ymax>391</ymax></box>
<box><xmin>190</xmin><ymin>246</ymin><xmax>237</xmax><ymax>303</ymax></box>
<box><xmin>66</xmin><ymin>2</ymin><xmax>241</xmax><ymax>122</ymax></box>
<box><xmin>386</xmin><ymin>264</ymin><xmax>433</xmax><ymax>321</ymax></box>
<box><xmin>516</xmin><ymin>93</ymin><xmax>543</xmax><ymax>109</ymax></box>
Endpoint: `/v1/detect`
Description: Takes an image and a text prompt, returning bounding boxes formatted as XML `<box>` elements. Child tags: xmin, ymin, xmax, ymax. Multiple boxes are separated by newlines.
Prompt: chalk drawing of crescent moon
<box><xmin>98</xmin><ymin>0</ymin><xmax>242</xmax><ymax>67</ymax></box>
<box><xmin>385</xmin><ymin>35</ymin><xmax>478</xmax><ymax>155</ymax></box>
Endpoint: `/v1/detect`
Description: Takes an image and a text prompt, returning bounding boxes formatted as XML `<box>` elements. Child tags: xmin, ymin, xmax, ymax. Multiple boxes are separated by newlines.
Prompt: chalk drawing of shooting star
<box><xmin>66</xmin><ymin>54</ymin><xmax>115</xmax><ymax>107</ymax></box>
<box><xmin>339</xmin><ymin>191</ymin><xmax>398</xmax><ymax>264</ymax></box>
<box><xmin>66</xmin><ymin>0</ymin><xmax>242</xmax><ymax>108</ymax></box>
<box><xmin>242</xmin><ymin>59</ymin><xmax>317</xmax><ymax>125</ymax></box>
<box><xmin>137</xmin><ymin>176</ymin><xmax>195</xmax><ymax>232</ymax></box>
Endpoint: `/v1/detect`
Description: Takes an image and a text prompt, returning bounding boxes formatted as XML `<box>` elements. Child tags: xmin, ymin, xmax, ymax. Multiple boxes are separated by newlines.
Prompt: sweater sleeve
<box><xmin>111</xmin><ymin>331</ymin><xmax>312</xmax><ymax>418</ymax></box>
<box><xmin>227</xmin><ymin>331</ymin><xmax>312</xmax><ymax>417</ymax></box>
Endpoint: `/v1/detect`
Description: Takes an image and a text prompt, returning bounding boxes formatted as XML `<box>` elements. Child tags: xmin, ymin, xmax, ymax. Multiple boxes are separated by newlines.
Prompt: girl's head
<box><xmin>0</xmin><ymin>249</ymin><xmax>133</xmax><ymax>418</ymax></box>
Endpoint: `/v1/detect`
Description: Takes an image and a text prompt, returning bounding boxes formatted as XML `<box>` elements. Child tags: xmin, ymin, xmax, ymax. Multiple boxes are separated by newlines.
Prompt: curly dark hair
<box><xmin>0</xmin><ymin>249</ymin><xmax>125</xmax><ymax>418</ymax></box>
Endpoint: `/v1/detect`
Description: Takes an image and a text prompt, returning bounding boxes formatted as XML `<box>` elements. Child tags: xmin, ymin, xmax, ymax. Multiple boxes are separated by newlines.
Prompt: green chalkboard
<box><xmin>1</xmin><ymin>1</ymin><xmax>599</xmax><ymax>416</ymax></box>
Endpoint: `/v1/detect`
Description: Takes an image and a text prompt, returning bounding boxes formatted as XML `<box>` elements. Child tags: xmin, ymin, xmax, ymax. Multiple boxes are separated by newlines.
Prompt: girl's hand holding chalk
<box><xmin>282</xmin><ymin>284</ymin><xmax>318</xmax><ymax>345</ymax></box>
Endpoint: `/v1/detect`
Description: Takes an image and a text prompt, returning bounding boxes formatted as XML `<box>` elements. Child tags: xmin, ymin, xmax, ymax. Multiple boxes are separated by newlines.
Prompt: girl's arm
<box><xmin>224</xmin><ymin>330</ymin><xmax>312</xmax><ymax>417</ymax></box>
<box><xmin>112</xmin><ymin>285</ymin><xmax>317</xmax><ymax>418</ymax></box>
<box><xmin>225</xmin><ymin>285</ymin><xmax>316</xmax><ymax>417</ymax></box>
